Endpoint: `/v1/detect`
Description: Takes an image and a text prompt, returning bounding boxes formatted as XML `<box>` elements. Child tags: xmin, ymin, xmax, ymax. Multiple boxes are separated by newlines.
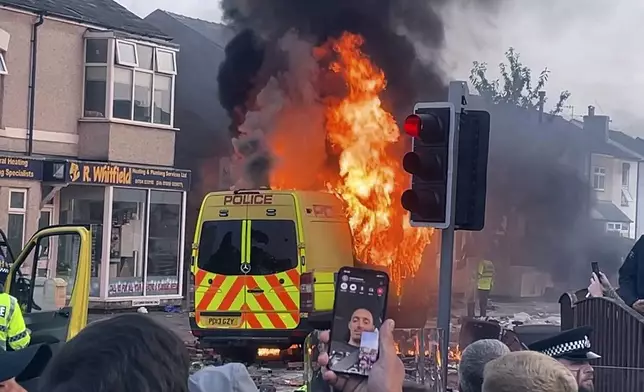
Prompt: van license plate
<box><xmin>203</xmin><ymin>316</ymin><xmax>241</xmax><ymax>327</ymax></box>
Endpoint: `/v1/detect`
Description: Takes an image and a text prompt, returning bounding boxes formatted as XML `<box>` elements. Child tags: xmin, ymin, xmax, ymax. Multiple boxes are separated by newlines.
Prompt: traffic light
<box><xmin>400</xmin><ymin>103</ymin><xmax>455</xmax><ymax>229</ymax></box>
<box><xmin>454</xmin><ymin>110</ymin><xmax>490</xmax><ymax>231</ymax></box>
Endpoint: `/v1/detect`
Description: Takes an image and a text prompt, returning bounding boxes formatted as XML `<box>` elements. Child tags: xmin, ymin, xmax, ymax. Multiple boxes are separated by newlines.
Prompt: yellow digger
<box><xmin>1</xmin><ymin>225</ymin><xmax>92</xmax><ymax>349</ymax></box>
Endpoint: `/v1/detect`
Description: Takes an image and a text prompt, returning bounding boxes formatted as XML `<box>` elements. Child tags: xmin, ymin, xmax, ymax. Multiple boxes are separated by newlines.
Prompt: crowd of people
<box><xmin>0</xmin><ymin>311</ymin><xmax>601</xmax><ymax>392</ymax></box>
<box><xmin>2</xmin><ymin>237</ymin><xmax>642</xmax><ymax>391</ymax></box>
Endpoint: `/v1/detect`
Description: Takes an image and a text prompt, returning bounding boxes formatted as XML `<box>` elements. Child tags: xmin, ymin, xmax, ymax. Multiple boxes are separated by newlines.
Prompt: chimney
<box><xmin>583</xmin><ymin>106</ymin><xmax>609</xmax><ymax>142</ymax></box>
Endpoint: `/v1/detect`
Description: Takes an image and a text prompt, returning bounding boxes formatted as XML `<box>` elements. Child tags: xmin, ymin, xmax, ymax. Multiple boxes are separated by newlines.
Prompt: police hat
<box><xmin>527</xmin><ymin>326</ymin><xmax>600</xmax><ymax>361</ymax></box>
<box><xmin>0</xmin><ymin>344</ymin><xmax>52</xmax><ymax>383</ymax></box>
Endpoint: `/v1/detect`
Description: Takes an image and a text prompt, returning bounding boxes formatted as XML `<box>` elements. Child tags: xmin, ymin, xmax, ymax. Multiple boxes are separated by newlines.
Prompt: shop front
<box><xmin>58</xmin><ymin>160</ymin><xmax>191</xmax><ymax>309</ymax></box>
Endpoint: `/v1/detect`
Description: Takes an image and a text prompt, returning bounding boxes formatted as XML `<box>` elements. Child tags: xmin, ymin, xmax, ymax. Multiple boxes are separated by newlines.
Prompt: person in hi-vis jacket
<box><xmin>467</xmin><ymin>258</ymin><xmax>495</xmax><ymax>318</ymax></box>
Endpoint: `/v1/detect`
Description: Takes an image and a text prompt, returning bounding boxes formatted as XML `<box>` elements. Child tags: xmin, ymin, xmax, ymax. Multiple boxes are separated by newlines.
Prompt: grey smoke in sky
<box><xmin>119</xmin><ymin>0</ymin><xmax>644</xmax><ymax>137</ymax></box>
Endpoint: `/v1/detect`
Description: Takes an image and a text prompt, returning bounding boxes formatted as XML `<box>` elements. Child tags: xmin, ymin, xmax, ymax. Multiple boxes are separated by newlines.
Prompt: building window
<box><xmin>622</xmin><ymin>162</ymin><xmax>630</xmax><ymax>188</ymax></box>
<box><xmin>83</xmin><ymin>37</ymin><xmax>176</xmax><ymax>126</ymax></box>
<box><xmin>592</xmin><ymin>167</ymin><xmax>606</xmax><ymax>191</ymax></box>
<box><xmin>621</xmin><ymin>188</ymin><xmax>634</xmax><ymax>207</ymax></box>
<box><xmin>83</xmin><ymin>38</ymin><xmax>108</xmax><ymax>118</ymax></box>
<box><xmin>606</xmin><ymin>222</ymin><xmax>628</xmax><ymax>234</ymax></box>
<box><xmin>115</xmin><ymin>40</ymin><xmax>138</xmax><ymax>67</ymax></box>
<box><xmin>154</xmin><ymin>74</ymin><xmax>172</xmax><ymax>125</ymax></box>
<box><xmin>113</xmin><ymin>67</ymin><xmax>133</xmax><ymax>119</ymax></box>
<box><xmin>155</xmin><ymin>49</ymin><xmax>177</xmax><ymax>75</ymax></box>
<box><xmin>7</xmin><ymin>189</ymin><xmax>26</xmax><ymax>254</ymax></box>
<box><xmin>0</xmin><ymin>52</ymin><xmax>7</xmax><ymax>75</ymax></box>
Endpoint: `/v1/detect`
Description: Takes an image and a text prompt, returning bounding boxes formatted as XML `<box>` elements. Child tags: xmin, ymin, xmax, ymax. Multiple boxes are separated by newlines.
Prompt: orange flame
<box><xmin>449</xmin><ymin>345</ymin><xmax>462</xmax><ymax>363</ymax></box>
<box><xmin>270</xmin><ymin>32</ymin><xmax>434</xmax><ymax>286</ymax></box>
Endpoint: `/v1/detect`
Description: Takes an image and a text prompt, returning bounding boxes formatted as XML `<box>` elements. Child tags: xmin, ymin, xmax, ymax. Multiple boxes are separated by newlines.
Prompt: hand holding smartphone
<box><xmin>327</xmin><ymin>267</ymin><xmax>390</xmax><ymax>377</ymax></box>
<box><xmin>591</xmin><ymin>262</ymin><xmax>600</xmax><ymax>277</ymax></box>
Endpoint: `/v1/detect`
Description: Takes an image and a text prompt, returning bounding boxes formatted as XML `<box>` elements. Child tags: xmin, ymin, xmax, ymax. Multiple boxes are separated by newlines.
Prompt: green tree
<box><xmin>470</xmin><ymin>47</ymin><xmax>571</xmax><ymax>116</ymax></box>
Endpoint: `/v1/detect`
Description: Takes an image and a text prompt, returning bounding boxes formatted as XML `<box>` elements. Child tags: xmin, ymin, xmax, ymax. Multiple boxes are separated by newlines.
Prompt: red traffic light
<box><xmin>403</xmin><ymin>113</ymin><xmax>444</xmax><ymax>144</ymax></box>
<box><xmin>403</xmin><ymin>115</ymin><xmax>422</xmax><ymax>138</ymax></box>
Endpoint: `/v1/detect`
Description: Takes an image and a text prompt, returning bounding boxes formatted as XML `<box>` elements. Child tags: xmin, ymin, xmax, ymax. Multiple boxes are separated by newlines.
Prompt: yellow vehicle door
<box><xmin>245</xmin><ymin>193</ymin><xmax>301</xmax><ymax>330</ymax></box>
<box><xmin>194</xmin><ymin>194</ymin><xmax>247</xmax><ymax>329</ymax></box>
<box><xmin>4</xmin><ymin>225</ymin><xmax>91</xmax><ymax>345</ymax></box>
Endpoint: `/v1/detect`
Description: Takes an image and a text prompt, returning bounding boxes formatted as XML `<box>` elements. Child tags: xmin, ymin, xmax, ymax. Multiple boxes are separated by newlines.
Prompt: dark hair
<box><xmin>40</xmin><ymin>314</ymin><xmax>190</xmax><ymax>392</ymax></box>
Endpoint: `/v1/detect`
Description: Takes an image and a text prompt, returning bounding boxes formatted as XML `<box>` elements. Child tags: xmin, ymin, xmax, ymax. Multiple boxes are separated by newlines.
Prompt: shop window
<box><xmin>109</xmin><ymin>188</ymin><xmax>147</xmax><ymax>297</ymax></box>
<box><xmin>147</xmin><ymin>190</ymin><xmax>182</xmax><ymax>295</ymax></box>
<box><xmin>7</xmin><ymin>189</ymin><xmax>26</xmax><ymax>255</ymax></box>
<box><xmin>37</xmin><ymin>208</ymin><xmax>53</xmax><ymax>277</ymax></box>
<box><xmin>59</xmin><ymin>185</ymin><xmax>104</xmax><ymax>296</ymax></box>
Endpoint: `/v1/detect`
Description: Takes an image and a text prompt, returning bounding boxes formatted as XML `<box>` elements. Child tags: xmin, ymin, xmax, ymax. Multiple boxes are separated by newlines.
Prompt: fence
<box><xmin>560</xmin><ymin>290</ymin><xmax>644</xmax><ymax>392</ymax></box>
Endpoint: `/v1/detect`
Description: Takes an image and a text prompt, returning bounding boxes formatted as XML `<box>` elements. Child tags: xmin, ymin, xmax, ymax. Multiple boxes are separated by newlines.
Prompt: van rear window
<box><xmin>249</xmin><ymin>220</ymin><xmax>298</xmax><ymax>275</ymax></box>
<box><xmin>197</xmin><ymin>220</ymin><xmax>298</xmax><ymax>276</ymax></box>
<box><xmin>197</xmin><ymin>220</ymin><xmax>243</xmax><ymax>276</ymax></box>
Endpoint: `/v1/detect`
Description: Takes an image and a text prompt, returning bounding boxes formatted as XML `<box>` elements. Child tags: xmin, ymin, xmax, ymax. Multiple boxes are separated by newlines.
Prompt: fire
<box><xmin>270</xmin><ymin>32</ymin><xmax>433</xmax><ymax>286</ymax></box>
<box><xmin>257</xmin><ymin>348</ymin><xmax>281</xmax><ymax>357</ymax></box>
<box><xmin>449</xmin><ymin>345</ymin><xmax>462</xmax><ymax>363</ymax></box>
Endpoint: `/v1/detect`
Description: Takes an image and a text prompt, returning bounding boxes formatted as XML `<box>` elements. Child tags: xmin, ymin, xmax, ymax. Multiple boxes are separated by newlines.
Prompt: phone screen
<box><xmin>592</xmin><ymin>262</ymin><xmax>600</xmax><ymax>276</ymax></box>
<box><xmin>328</xmin><ymin>267</ymin><xmax>389</xmax><ymax>377</ymax></box>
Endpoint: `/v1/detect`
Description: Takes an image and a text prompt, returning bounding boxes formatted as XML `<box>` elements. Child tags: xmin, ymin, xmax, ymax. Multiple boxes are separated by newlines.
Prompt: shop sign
<box><xmin>68</xmin><ymin>161</ymin><xmax>191</xmax><ymax>191</ymax></box>
<box><xmin>108</xmin><ymin>276</ymin><xmax>180</xmax><ymax>297</ymax></box>
<box><xmin>132</xmin><ymin>298</ymin><xmax>161</xmax><ymax>307</ymax></box>
<box><xmin>0</xmin><ymin>155</ymin><xmax>42</xmax><ymax>180</ymax></box>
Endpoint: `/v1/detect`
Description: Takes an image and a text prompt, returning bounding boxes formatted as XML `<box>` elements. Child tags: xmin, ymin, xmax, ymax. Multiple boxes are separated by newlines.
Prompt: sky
<box><xmin>117</xmin><ymin>0</ymin><xmax>644</xmax><ymax>137</ymax></box>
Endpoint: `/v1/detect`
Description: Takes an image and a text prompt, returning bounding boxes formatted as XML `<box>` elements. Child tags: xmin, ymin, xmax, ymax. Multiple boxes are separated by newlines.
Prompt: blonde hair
<box><xmin>482</xmin><ymin>351</ymin><xmax>578</xmax><ymax>392</ymax></box>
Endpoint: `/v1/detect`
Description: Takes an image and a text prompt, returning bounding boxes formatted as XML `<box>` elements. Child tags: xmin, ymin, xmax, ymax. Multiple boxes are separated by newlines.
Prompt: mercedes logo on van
<box><xmin>240</xmin><ymin>263</ymin><xmax>251</xmax><ymax>274</ymax></box>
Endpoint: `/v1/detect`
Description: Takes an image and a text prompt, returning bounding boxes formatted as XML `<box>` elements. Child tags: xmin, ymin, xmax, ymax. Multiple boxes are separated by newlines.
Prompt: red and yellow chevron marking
<box><xmin>244</xmin><ymin>269</ymin><xmax>300</xmax><ymax>329</ymax></box>
<box><xmin>194</xmin><ymin>268</ymin><xmax>301</xmax><ymax>330</ymax></box>
<box><xmin>194</xmin><ymin>271</ymin><xmax>246</xmax><ymax>328</ymax></box>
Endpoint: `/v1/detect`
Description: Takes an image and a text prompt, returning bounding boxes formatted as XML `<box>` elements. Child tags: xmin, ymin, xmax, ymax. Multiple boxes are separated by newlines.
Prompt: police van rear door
<box><xmin>194</xmin><ymin>193</ymin><xmax>248</xmax><ymax>329</ymax></box>
<box><xmin>245</xmin><ymin>192</ymin><xmax>301</xmax><ymax>330</ymax></box>
<box><xmin>4</xmin><ymin>225</ymin><xmax>92</xmax><ymax>345</ymax></box>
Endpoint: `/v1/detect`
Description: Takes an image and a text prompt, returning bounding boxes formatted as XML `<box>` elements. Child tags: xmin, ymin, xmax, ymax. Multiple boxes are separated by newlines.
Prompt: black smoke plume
<box><xmin>216</xmin><ymin>0</ymin><xmax>465</xmax><ymax>136</ymax></box>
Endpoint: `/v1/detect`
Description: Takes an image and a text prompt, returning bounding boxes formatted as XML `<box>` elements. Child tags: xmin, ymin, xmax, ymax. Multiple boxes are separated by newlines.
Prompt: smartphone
<box><xmin>591</xmin><ymin>262</ymin><xmax>600</xmax><ymax>277</ymax></box>
<box><xmin>327</xmin><ymin>267</ymin><xmax>390</xmax><ymax>377</ymax></box>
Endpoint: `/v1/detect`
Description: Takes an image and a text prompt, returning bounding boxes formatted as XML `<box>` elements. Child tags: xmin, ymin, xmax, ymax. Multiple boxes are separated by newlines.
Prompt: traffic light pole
<box><xmin>437</xmin><ymin>81</ymin><xmax>468</xmax><ymax>384</ymax></box>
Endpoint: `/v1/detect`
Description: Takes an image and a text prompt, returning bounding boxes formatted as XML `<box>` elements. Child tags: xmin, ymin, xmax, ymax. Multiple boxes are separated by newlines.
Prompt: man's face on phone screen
<box><xmin>348</xmin><ymin>308</ymin><xmax>374</xmax><ymax>346</ymax></box>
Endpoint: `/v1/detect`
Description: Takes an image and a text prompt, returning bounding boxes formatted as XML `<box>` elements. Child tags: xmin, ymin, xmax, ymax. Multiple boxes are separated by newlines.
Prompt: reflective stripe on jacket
<box><xmin>477</xmin><ymin>259</ymin><xmax>495</xmax><ymax>290</ymax></box>
<box><xmin>0</xmin><ymin>293</ymin><xmax>30</xmax><ymax>350</ymax></box>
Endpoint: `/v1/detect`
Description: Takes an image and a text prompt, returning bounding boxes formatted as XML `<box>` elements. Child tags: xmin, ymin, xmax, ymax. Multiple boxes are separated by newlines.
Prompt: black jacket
<box><xmin>618</xmin><ymin>236</ymin><xmax>644</xmax><ymax>306</ymax></box>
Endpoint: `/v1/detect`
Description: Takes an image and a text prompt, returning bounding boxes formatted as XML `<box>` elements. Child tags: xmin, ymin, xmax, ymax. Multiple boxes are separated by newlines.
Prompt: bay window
<box><xmin>82</xmin><ymin>35</ymin><xmax>176</xmax><ymax>126</ymax></box>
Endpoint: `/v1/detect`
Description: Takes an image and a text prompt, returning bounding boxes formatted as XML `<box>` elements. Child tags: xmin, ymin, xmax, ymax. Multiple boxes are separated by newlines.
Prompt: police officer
<box><xmin>0</xmin><ymin>253</ymin><xmax>10</xmax><ymax>289</ymax></box>
<box><xmin>476</xmin><ymin>258</ymin><xmax>495</xmax><ymax>317</ymax></box>
<box><xmin>528</xmin><ymin>326</ymin><xmax>599</xmax><ymax>392</ymax></box>
<box><xmin>0</xmin><ymin>291</ymin><xmax>30</xmax><ymax>351</ymax></box>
